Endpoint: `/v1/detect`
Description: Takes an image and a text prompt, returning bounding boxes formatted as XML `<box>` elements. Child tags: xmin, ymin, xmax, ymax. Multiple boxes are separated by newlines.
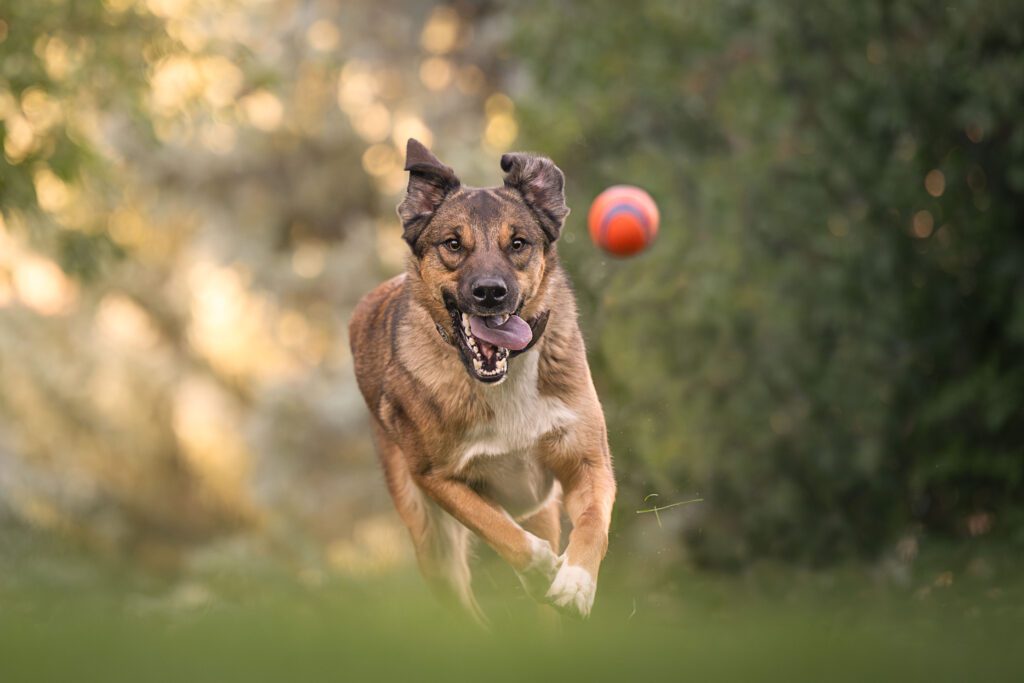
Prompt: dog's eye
<box><xmin>510</xmin><ymin>237</ymin><xmax>527</xmax><ymax>251</ymax></box>
<box><xmin>444</xmin><ymin>237</ymin><xmax>462</xmax><ymax>252</ymax></box>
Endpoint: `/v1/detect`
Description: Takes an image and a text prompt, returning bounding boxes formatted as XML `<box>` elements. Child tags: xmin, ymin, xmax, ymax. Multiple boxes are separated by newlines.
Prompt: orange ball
<box><xmin>587</xmin><ymin>185</ymin><xmax>660</xmax><ymax>257</ymax></box>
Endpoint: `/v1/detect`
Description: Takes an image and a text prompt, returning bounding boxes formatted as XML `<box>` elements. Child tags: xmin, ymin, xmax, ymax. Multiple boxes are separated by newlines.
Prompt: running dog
<box><xmin>349</xmin><ymin>139</ymin><xmax>616</xmax><ymax>620</ymax></box>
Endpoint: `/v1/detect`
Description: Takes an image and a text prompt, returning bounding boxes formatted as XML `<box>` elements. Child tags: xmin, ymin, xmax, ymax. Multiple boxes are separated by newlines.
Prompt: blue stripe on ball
<box><xmin>600</xmin><ymin>204</ymin><xmax>651</xmax><ymax>245</ymax></box>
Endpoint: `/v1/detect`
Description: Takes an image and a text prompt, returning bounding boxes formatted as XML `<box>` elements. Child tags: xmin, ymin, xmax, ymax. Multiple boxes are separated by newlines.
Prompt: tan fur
<box><xmin>349</xmin><ymin>141</ymin><xmax>616</xmax><ymax>620</ymax></box>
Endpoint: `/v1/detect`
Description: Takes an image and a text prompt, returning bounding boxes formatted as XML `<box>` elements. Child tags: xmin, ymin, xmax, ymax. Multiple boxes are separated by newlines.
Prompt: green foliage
<box><xmin>0</xmin><ymin>0</ymin><xmax>162</xmax><ymax>266</ymax></box>
<box><xmin>510</xmin><ymin>0</ymin><xmax>1024</xmax><ymax>565</ymax></box>
<box><xmin>2</xmin><ymin>0</ymin><xmax>1021</xmax><ymax>575</ymax></box>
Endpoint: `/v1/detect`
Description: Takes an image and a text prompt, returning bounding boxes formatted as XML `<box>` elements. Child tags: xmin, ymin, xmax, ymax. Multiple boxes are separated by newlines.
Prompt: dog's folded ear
<box><xmin>398</xmin><ymin>138</ymin><xmax>460</xmax><ymax>252</ymax></box>
<box><xmin>501</xmin><ymin>152</ymin><xmax>570</xmax><ymax>242</ymax></box>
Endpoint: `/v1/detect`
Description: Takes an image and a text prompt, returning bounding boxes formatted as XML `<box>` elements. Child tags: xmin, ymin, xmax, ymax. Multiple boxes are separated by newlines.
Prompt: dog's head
<box><xmin>398</xmin><ymin>138</ymin><xmax>569</xmax><ymax>384</ymax></box>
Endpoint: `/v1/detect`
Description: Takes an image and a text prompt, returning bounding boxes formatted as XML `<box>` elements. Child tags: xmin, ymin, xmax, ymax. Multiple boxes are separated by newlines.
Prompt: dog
<box><xmin>349</xmin><ymin>139</ymin><xmax>616</xmax><ymax>620</ymax></box>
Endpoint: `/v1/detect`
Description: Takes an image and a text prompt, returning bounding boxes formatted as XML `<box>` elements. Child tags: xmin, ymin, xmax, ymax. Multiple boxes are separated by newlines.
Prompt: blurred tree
<box><xmin>0</xmin><ymin>0</ymin><xmax>503</xmax><ymax>573</ymax></box>
<box><xmin>2</xmin><ymin>0</ymin><xmax>1021</xmax><ymax>580</ymax></box>
<box><xmin>508</xmin><ymin>0</ymin><xmax>1024</xmax><ymax>565</ymax></box>
<box><xmin>0</xmin><ymin>0</ymin><xmax>165</xmax><ymax>275</ymax></box>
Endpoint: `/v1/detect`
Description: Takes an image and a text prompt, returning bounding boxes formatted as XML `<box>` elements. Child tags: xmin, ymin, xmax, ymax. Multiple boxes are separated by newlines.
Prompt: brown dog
<box><xmin>349</xmin><ymin>139</ymin><xmax>616</xmax><ymax>620</ymax></box>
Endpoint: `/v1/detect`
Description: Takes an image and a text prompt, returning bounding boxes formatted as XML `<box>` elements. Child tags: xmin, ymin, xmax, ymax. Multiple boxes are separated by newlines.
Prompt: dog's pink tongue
<box><xmin>469</xmin><ymin>314</ymin><xmax>532</xmax><ymax>351</ymax></box>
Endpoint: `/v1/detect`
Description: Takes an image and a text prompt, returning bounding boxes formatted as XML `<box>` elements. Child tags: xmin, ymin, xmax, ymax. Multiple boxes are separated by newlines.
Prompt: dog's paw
<box><xmin>545</xmin><ymin>560</ymin><xmax>596</xmax><ymax>619</ymax></box>
<box><xmin>515</xmin><ymin>534</ymin><xmax>562</xmax><ymax>603</ymax></box>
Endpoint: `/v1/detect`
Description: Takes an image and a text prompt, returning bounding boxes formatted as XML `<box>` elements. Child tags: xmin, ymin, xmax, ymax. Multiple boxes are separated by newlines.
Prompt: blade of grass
<box><xmin>636</xmin><ymin>497</ymin><xmax>704</xmax><ymax>528</ymax></box>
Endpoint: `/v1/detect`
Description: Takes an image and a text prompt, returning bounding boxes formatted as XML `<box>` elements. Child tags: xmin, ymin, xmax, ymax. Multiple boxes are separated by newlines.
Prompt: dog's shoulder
<box><xmin>349</xmin><ymin>273</ymin><xmax>408</xmax><ymax>409</ymax></box>
<box><xmin>349</xmin><ymin>274</ymin><xmax>406</xmax><ymax>341</ymax></box>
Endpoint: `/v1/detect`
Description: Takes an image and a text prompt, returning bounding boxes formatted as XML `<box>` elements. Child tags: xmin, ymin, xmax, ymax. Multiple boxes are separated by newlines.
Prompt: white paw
<box><xmin>515</xmin><ymin>534</ymin><xmax>561</xmax><ymax>602</ymax></box>
<box><xmin>523</xmin><ymin>533</ymin><xmax>560</xmax><ymax>574</ymax></box>
<box><xmin>545</xmin><ymin>560</ymin><xmax>596</xmax><ymax>618</ymax></box>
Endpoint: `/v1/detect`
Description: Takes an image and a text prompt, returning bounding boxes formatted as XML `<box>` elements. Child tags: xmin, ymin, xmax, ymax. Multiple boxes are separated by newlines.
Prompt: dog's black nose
<box><xmin>471</xmin><ymin>277</ymin><xmax>508</xmax><ymax>307</ymax></box>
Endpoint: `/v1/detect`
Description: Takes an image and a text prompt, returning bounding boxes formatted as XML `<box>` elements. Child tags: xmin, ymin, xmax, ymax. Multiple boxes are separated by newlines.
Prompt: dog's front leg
<box><xmin>414</xmin><ymin>472</ymin><xmax>561</xmax><ymax>600</ymax></box>
<box><xmin>545</xmin><ymin>453</ymin><xmax>616</xmax><ymax>618</ymax></box>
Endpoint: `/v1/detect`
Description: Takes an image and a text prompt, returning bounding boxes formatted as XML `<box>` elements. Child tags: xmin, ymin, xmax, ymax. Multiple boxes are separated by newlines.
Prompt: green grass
<box><xmin>2</xmin><ymin>533</ymin><xmax>1022</xmax><ymax>682</ymax></box>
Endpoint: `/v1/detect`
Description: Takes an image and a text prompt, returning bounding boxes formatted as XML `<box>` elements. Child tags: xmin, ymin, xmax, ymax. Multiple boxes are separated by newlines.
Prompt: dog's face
<box><xmin>398</xmin><ymin>139</ymin><xmax>569</xmax><ymax>384</ymax></box>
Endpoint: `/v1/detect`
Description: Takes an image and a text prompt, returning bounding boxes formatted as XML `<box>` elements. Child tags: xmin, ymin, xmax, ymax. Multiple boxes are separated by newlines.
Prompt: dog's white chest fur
<box><xmin>456</xmin><ymin>350</ymin><xmax>577</xmax><ymax>470</ymax></box>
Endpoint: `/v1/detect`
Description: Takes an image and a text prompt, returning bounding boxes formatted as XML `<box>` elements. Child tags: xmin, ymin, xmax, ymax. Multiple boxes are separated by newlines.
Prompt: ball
<box><xmin>587</xmin><ymin>185</ymin><xmax>660</xmax><ymax>257</ymax></box>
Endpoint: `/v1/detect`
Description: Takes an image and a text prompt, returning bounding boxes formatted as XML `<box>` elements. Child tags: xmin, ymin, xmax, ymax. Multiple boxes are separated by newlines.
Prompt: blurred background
<box><xmin>1</xmin><ymin>0</ymin><xmax>1022</xmax><ymax>677</ymax></box>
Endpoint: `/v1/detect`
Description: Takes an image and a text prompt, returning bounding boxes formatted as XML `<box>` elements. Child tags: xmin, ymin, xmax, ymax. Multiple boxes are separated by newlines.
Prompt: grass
<box><xmin>1</xmin><ymin>529</ymin><xmax>1022</xmax><ymax>682</ymax></box>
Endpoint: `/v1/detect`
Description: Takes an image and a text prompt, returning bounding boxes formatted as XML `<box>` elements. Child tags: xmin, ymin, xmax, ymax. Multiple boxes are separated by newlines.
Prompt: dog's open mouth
<box><xmin>444</xmin><ymin>295</ymin><xmax>534</xmax><ymax>383</ymax></box>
